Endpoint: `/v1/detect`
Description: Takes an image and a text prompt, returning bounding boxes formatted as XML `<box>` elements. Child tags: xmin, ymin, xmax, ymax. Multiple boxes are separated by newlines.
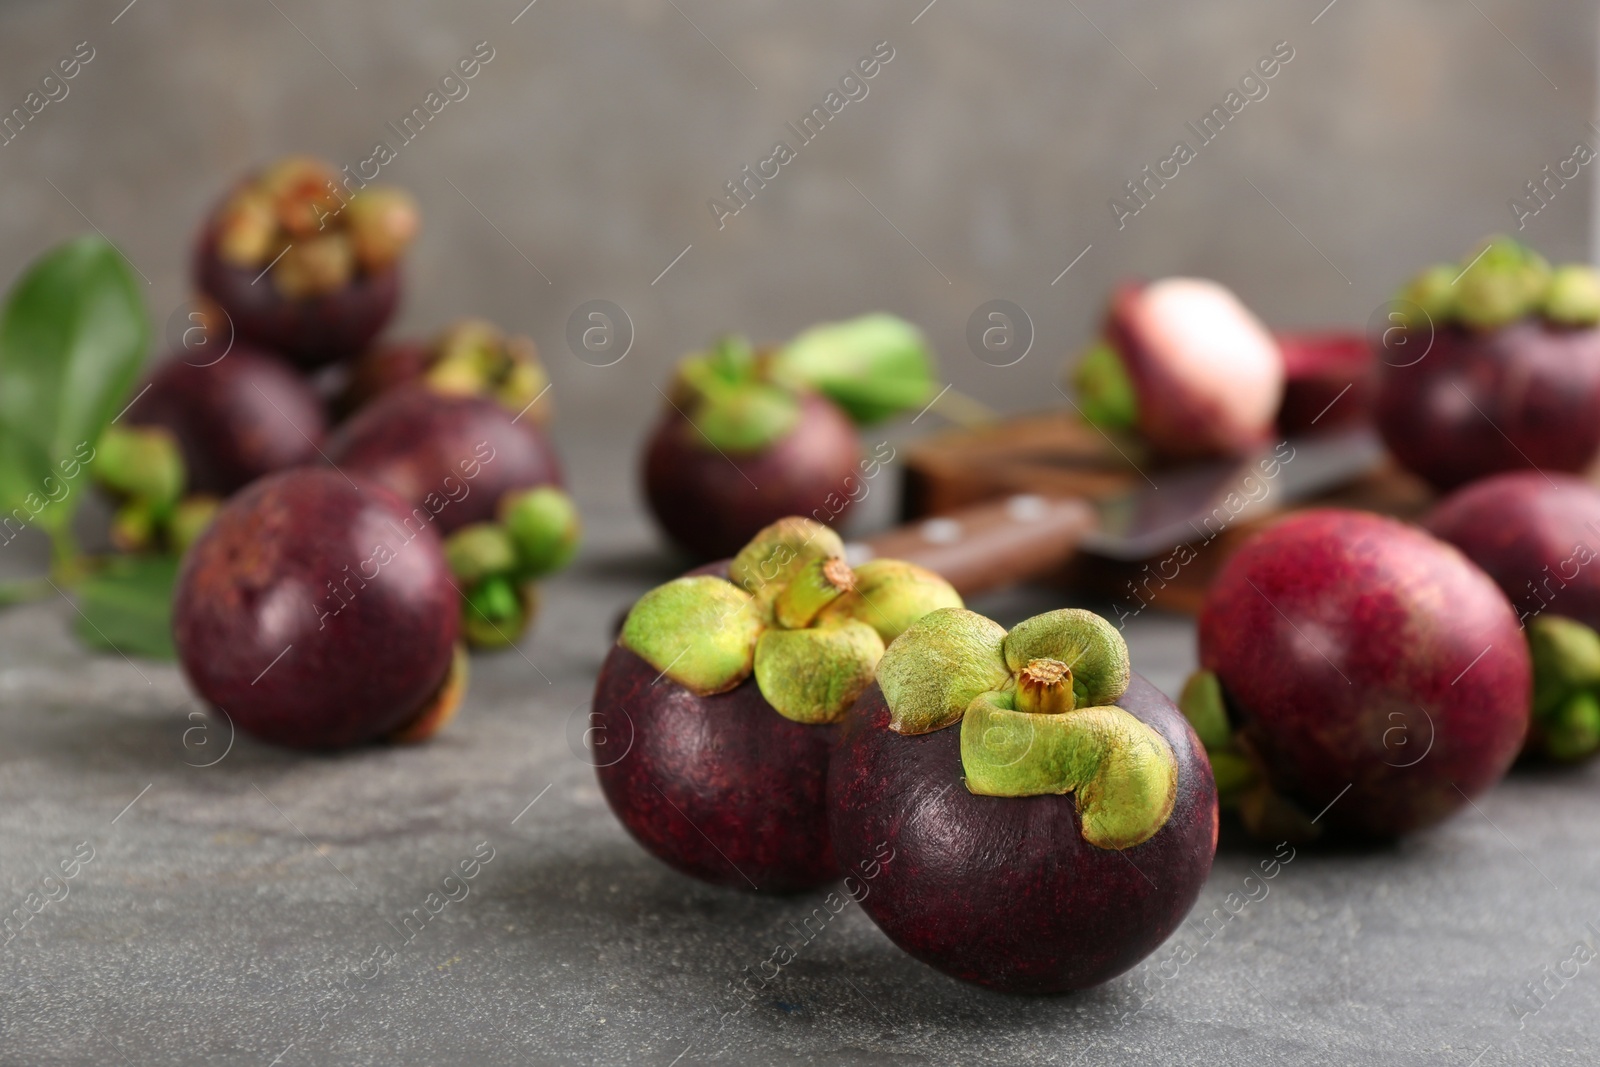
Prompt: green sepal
<box><xmin>1178</xmin><ymin>669</ymin><xmax>1232</xmax><ymax>750</ymax></box>
<box><xmin>618</xmin><ymin>575</ymin><xmax>764</xmax><ymax>695</ymax></box>
<box><xmin>773</xmin><ymin>313</ymin><xmax>935</xmax><ymax>425</ymax></box>
<box><xmin>960</xmin><ymin>695</ymin><xmax>1178</xmax><ymax>849</ymax></box>
<box><xmin>728</xmin><ymin>517</ymin><xmax>844</xmax><ymax>611</ymax></box>
<box><xmin>1002</xmin><ymin>608</ymin><xmax>1130</xmax><ymax>709</ymax></box>
<box><xmin>1072</xmin><ymin>340</ymin><xmax>1138</xmax><ymax>430</ymax></box>
<box><xmin>693</xmin><ymin>381</ymin><xmax>801</xmax><ymax>454</ymax></box>
<box><xmin>814</xmin><ymin>558</ymin><xmax>964</xmax><ymax>644</ymax></box>
<box><xmin>1453</xmin><ymin>236</ymin><xmax>1551</xmax><ymax>330</ymax></box>
<box><xmin>444</xmin><ymin>522</ymin><xmax>520</xmax><ymax>585</ymax></box>
<box><xmin>499</xmin><ymin>486</ymin><xmax>581</xmax><ymax>579</ymax></box>
<box><xmin>96</xmin><ymin>425</ymin><xmax>184</xmax><ymax>507</ymax></box>
<box><xmin>876</xmin><ymin>607</ymin><xmax>1010</xmax><ymax>735</ymax></box>
<box><xmin>753</xmin><ymin>618</ymin><xmax>884</xmax><ymax>724</ymax></box>
<box><xmin>1544</xmin><ymin>265</ymin><xmax>1600</xmax><ymax>327</ymax></box>
<box><xmin>462</xmin><ymin>575</ymin><xmax>528</xmax><ymax>649</ymax></box>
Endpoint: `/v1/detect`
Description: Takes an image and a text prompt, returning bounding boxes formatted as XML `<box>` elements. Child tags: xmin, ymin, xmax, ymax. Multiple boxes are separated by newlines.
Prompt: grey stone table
<box><xmin>1</xmin><ymin>436</ymin><xmax>1596</xmax><ymax>1067</ymax></box>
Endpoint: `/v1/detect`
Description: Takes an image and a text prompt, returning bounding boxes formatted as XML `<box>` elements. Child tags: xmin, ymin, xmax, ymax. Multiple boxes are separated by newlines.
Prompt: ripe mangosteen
<box><xmin>1274</xmin><ymin>330</ymin><xmax>1375</xmax><ymax>436</ymax></box>
<box><xmin>644</xmin><ymin>317</ymin><xmax>936</xmax><ymax>561</ymax></box>
<box><xmin>829</xmin><ymin>606</ymin><xmax>1217</xmax><ymax>993</ymax></box>
<box><xmin>340</xmin><ymin>319</ymin><xmax>551</xmax><ymax>420</ymax></box>
<box><xmin>120</xmin><ymin>345</ymin><xmax>327</xmax><ymax>497</ymax></box>
<box><xmin>1073</xmin><ymin>278</ymin><xmax>1285</xmax><ymax>461</ymax></box>
<box><xmin>592</xmin><ymin>517</ymin><xmax>962</xmax><ymax>892</ymax></box>
<box><xmin>194</xmin><ymin>156</ymin><xmax>418</xmax><ymax>368</ymax></box>
<box><xmin>1184</xmin><ymin>509</ymin><xmax>1530</xmax><ymax>842</ymax></box>
<box><xmin>1375</xmin><ymin>238</ymin><xmax>1600</xmax><ymax>490</ymax></box>
<box><xmin>173</xmin><ymin>468</ymin><xmax>464</xmax><ymax>750</ymax></box>
<box><xmin>1426</xmin><ymin>471</ymin><xmax>1600</xmax><ymax>760</ymax></box>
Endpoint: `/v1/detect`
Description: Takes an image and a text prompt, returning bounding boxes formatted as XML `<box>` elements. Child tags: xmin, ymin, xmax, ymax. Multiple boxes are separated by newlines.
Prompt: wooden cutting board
<box><xmin>898</xmin><ymin>412</ymin><xmax>1437</xmax><ymax>614</ymax></box>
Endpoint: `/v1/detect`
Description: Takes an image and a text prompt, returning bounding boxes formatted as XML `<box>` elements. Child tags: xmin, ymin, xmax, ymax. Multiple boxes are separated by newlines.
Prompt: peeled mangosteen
<box><xmin>829</xmin><ymin>606</ymin><xmax>1217</xmax><ymax>993</ymax></box>
<box><xmin>328</xmin><ymin>385</ymin><xmax>575</xmax><ymax>648</ymax></box>
<box><xmin>173</xmin><ymin>468</ymin><xmax>465</xmax><ymax>750</ymax></box>
<box><xmin>1184</xmin><ymin>509</ymin><xmax>1530</xmax><ymax>841</ymax></box>
<box><xmin>643</xmin><ymin>317</ymin><xmax>935</xmax><ymax>561</ymax></box>
<box><xmin>1426</xmin><ymin>472</ymin><xmax>1600</xmax><ymax>760</ymax></box>
<box><xmin>1073</xmin><ymin>278</ymin><xmax>1285</xmax><ymax>461</ymax></box>
<box><xmin>340</xmin><ymin>319</ymin><xmax>551</xmax><ymax>420</ymax></box>
<box><xmin>592</xmin><ymin>517</ymin><xmax>962</xmax><ymax>892</ymax></box>
<box><xmin>1376</xmin><ymin>237</ymin><xmax>1600</xmax><ymax>491</ymax></box>
<box><xmin>1274</xmin><ymin>331</ymin><xmax>1375</xmax><ymax>435</ymax></box>
<box><xmin>120</xmin><ymin>345</ymin><xmax>327</xmax><ymax>497</ymax></box>
<box><xmin>194</xmin><ymin>155</ymin><xmax>417</xmax><ymax>368</ymax></box>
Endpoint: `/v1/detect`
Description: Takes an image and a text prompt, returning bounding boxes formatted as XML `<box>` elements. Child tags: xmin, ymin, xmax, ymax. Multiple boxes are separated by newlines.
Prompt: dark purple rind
<box><xmin>124</xmin><ymin>346</ymin><xmax>327</xmax><ymax>497</ymax></box>
<box><xmin>1200</xmin><ymin>509</ymin><xmax>1530</xmax><ymax>838</ymax></box>
<box><xmin>1425</xmin><ymin>471</ymin><xmax>1600</xmax><ymax>631</ymax></box>
<box><xmin>642</xmin><ymin>392</ymin><xmax>860</xmax><ymax>561</ymax></box>
<box><xmin>592</xmin><ymin>640</ymin><xmax>842</xmax><ymax>894</ymax></box>
<box><xmin>193</xmin><ymin>217</ymin><xmax>400</xmax><ymax>370</ymax></box>
<box><xmin>828</xmin><ymin>673</ymin><xmax>1218</xmax><ymax>994</ymax></box>
<box><xmin>326</xmin><ymin>386</ymin><xmax>563</xmax><ymax>536</ymax></box>
<box><xmin>173</xmin><ymin>468</ymin><xmax>459</xmax><ymax>750</ymax></box>
<box><xmin>1375</xmin><ymin>321</ymin><xmax>1600</xmax><ymax>491</ymax></box>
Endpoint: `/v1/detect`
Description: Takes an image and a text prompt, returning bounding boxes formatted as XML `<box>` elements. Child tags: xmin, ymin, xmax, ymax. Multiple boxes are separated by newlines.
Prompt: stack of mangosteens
<box><xmin>592</xmin><ymin>514</ymin><xmax>1220</xmax><ymax>993</ymax></box>
<box><xmin>92</xmin><ymin>155</ymin><xmax>579</xmax><ymax>750</ymax></box>
<box><xmin>641</xmin><ymin>314</ymin><xmax>936</xmax><ymax>559</ymax></box>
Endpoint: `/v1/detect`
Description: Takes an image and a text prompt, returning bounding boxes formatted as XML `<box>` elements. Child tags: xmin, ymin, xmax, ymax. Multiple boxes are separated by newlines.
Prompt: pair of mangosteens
<box><xmin>1377</xmin><ymin>236</ymin><xmax>1600</xmax><ymax>490</ymax></box>
<box><xmin>642</xmin><ymin>315</ymin><xmax>936</xmax><ymax>560</ymax></box>
<box><xmin>120</xmin><ymin>156</ymin><xmax>579</xmax><ymax>750</ymax></box>
<box><xmin>592</xmin><ymin>516</ymin><xmax>1219</xmax><ymax>993</ymax></box>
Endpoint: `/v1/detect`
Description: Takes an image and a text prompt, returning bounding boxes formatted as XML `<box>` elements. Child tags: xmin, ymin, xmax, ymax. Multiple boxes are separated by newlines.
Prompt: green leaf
<box><xmin>73</xmin><ymin>554</ymin><xmax>179</xmax><ymax>660</ymax></box>
<box><xmin>0</xmin><ymin>235</ymin><xmax>150</xmax><ymax>539</ymax></box>
<box><xmin>775</xmin><ymin>313</ymin><xmax>935</xmax><ymax>425</ymax></box>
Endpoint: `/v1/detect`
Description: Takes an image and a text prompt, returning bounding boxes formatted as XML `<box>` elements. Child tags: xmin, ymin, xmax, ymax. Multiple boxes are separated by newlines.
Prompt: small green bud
<box><xmin>1543</xmin><ymin>264</ymin><xmax>1600</xmax><ymax>327</ymax></box>
<box><xmin>170</xmin><ymin>495</ymin><xmax>221</xmax><ymax>556</ymax></box>
<box><xmin>109</xmin><ymin>500</ymin><xmax>159</xmax><ymax>553</ymax></box>
<box><xmin>499</xmin><ymin>487</ymin><xmax>580</xmax><ymax>579</ymax></box>
<box><xmin>96</xmin><ymin>425</ymin><xmax>184</xmax><ymax>507</ymax></box>
<box><xmin>1072</xmin><ymin>340</ymin><xmax>1139</xmax><ymax>430</ymax></box>
<box><xmin>462</xmin><ymin>576</ymin><xmax>529</xmax><ymax>649</ymax></box>
<box><xmin>444</xmin><ymin>523</ymin><xmax>520</xmax><ymax>585</ymax></box>
<box><xmin>1545</xmin><ymin>691</ymin><xmax>1600</xmax><ymax>763</ymax></box>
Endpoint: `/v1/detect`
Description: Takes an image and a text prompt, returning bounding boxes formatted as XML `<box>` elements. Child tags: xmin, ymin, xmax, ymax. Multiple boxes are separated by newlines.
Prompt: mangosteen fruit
<box><xmin>328</xmin><ymin>386</ymin><xmax>575</xmax><ymax>649</ymax></box>
<box><xmin>828</xmin><ymin>606</ymin><xmax>1217</xmax><ymax>993</ymax></box>
<box><xmin>1274</xmin><ymin>330</ymin><xmax>1375</xmax><ymax>436</ymax></box>
<box><xmin>341</xmin><ymin>319</ymin><xmax>551</xmax><ymax>420</ymax></box>
<box><xmin>173</xmin><ymin>468</ymin><xmax>465</xmax><ymax>750</ymax></box>
<box><xmin>1183</xmin><ymin>509</ymin><xmax>1530</xmax><ymax>842</ymax></box>
<box><xmin>1073</xmin><ymin>278</ymin><xmax>1285</xmax><ymax>461</ymax></box>
<box><xmin>194</xmin><ymin>155</ymin><xmax>417</xmax><ymax>368</ymax></box>
<box><xmin>119</xmin><ymin>345</ymin><xmax>327</xmax><ymax>497</ymax></box>
<box><xmin>592</xmin><ymin>517</ymin><xmax>962</xmax><ymax>892</ymax></box>
<box><xmin>1426</xmin><ymin>471</ymin><xmax>1600</xmax><ymax>760</ymax></box>
<box><xmin>644</xmin><ymin>317</ymin><xmax>935</xmax><ymax>561</ymax></box>
<box><xmin>1375</xmin><ymin>237</ymin><xmax>1600</xmax><ymax>490</ymax></box>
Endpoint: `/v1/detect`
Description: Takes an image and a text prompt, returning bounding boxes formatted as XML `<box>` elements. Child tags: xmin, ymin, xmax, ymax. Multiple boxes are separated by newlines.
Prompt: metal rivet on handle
<box><xmin>919</xmin><ymin>518</ymin><xmax>962</xmax><ymax>545</ymax></box>
<box><xmin>1006</xmin><ymin>494</ymin><xmax>1048</xmax><ymax>522</ymax></box>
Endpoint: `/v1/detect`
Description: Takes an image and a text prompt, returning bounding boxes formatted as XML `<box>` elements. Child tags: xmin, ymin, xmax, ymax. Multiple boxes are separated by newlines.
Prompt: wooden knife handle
<box><xmin>850</xmin><ymin>494</ymin><xmax>1098</xmax><ymax>597</ymax></box>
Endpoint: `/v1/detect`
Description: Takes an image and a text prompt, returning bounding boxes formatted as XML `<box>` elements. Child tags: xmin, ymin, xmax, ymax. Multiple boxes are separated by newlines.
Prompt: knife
<box><xmin>848</xmin><ymin>427</ymin><xmax>1386</xmax><ymax>596</ymax></box>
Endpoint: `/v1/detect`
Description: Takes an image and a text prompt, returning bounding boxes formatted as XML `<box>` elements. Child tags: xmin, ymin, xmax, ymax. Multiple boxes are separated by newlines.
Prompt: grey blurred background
<box><xmin>0</xmin><ymin>0</ymin><xmax>1593</xmax><ymax>465</ymax></box>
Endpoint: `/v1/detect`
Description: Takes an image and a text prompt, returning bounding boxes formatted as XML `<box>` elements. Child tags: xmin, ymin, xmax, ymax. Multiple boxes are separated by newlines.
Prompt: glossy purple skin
<box><xmin>327</xmin><ymin>386</ymin><xmax>563</xmax><ymax>535</ymax></box>
<box><xmin>592</xmin><ymin>639</ymin><xmax>842</xmax><ymax>894</ymax></box>
<box><xmin>1426</xmin><ymin>472</ymin><xmax>1600</xmax><ymax>630</ymax></box>
<box><xmin>1201</xmin><ymin>509</ymin><xmax>1530</xmax><ymax>838</ymax></box>
<box><xmin>1375</xmin><ymin>320</ymin><xmax>1600</xmax><ymax>491</ymax></box>
<box><xmin>643</xmin><ymin>392</ymin><xmax>860</xmax><ymax>561</ymax></box>
<box><xmin>828</xmin><ymin>674</ymin><xmax>1218</xmax><ymax>994</ymax></box>
<box><xmin>123</xmin><ymin>346</ymin><xmax>327</xmax><ymax>496</ymax></box>
<box><xmin>193</xmin><ymin>217</ymin><xmax>400</xmax><ymax>370</ymax></box>
<box><xmin>173</xmin><ymin>468</ymin><xmax>459</xmax><ymax>750</ymax></box>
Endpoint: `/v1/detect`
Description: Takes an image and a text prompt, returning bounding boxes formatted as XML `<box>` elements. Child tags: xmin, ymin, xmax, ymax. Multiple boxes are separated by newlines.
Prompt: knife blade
<box><xmin>850</xmin><ymin>426</ymin><xmax>1385</xmax><ymax>596</ymax></box>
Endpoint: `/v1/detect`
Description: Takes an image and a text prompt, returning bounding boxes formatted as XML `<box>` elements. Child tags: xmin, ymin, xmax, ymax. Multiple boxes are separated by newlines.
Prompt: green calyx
<box><xmin>772</xmin><ymin>313</ymin><xmax>936</xmax><ymax>425</ymax></box>
<box><xmin>1400</xmin><ymin>236</ymin><xmax>1600</xmax><ymax>331</ymax></box>
<box><xmin>499</xmin><ymin>486</ymin><xmax>581</xmax><ymax>579</ymax></box>
<box><xmin>1527</xmin><ymin>614</ymin><xmax>1600</xmax><ymax>762</ymax></box>
<box><xmin>425</xmin><ymin>319</ymin><xmax>551</xmax><ymax>418</ymax></box>
<box><xmin>462</xmin><ymin>575</ymin><xmax>532</xmax><ymax>649</ymax></box>
<box><xmin>96</xmin><ymin>425</ymin><xmax>184</xmax><ymax>509</ymax></box>
<box><xmin>672</xmin><ymin>336</ymin><xmax>801</xmax><ymax>454</ymax></box>
<box><xmin>814</xmin><ymin>558</ymin><xmax>965</xmax><ymax>644</ymax></box>
<box><xmin>619</xmin><ymin>516</ymin><xmax>961</xmax><ymax>723</ymax></box>
<box><xmin>1071</xmin><ymin>340</ymin><xmax>1139</xmax><ymax>431</ymax></box>
<box><xmin>445</xmin><ymin>488</ymin><xmax>581</xmax><ymax>623</ymax></box>
<box><xmin>1178</xmin><ymin>670</ymin><xmax>1260</xmax><ymax>802</ymax></box>
<box><xmin>876</xmin><ymin>606</ymin><xmax>1178</xmax><ymax>849</ymax></box>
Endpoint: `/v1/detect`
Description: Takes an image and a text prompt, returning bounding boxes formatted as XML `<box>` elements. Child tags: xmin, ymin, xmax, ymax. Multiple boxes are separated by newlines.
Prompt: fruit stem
<box><xmin>1014</xmin><ymin>657</ymin><xmax>1075</xmax><ymax>715</ymax></box>
<box><xmin>772</xmin><ymin>556</ymin><xmax>855</xmax><ymax>630</ymax></box>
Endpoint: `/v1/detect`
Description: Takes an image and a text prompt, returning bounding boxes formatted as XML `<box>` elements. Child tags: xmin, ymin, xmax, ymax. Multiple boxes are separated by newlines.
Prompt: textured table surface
<box><xmin>0</xmin><ymin>432</ymin><xmax>1596</xmax><ymax>1067</ymax></box>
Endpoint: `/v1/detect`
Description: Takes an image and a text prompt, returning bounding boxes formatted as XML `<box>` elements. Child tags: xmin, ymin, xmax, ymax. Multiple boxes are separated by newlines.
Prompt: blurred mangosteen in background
<box><xmin>194</xmin><ymin>155</ymin><xmax>418</xmax><ymax>369</ymax></box>
<box><xmin>1071</xmin><ymin>277</ymin><xmax>1285</xmax><ymax>461</ymax></box>
<box><xmin>328</xmin><ymin>386</ymin><xmax>577</xmax><ymax>649</ymax></box>
<box><xmin>339</xmin><ymin>318</ymin><xmax>551</xmax><ymax>421</ymax></box>
<box><xmin>829</xmin><ymin>606</ymin><xmax>1217</xmax><ymax>993</ymax></box>
<box><xmin>173</xmin><ymin>468</ymin><xmax>466</xmax><ymax>750</ymax></box>
<box><xmin>643</xmin><ymin>313</ymin><xmax>935</xmax><ymax>561</ymax></box>
<box><xmin>1273</xmin><ymin>330</ymin><xmax>1375</xmax><ymax>436</ymax></box>
<box><xmin>1375</xmin><ymin>236</ymin><xmax>1600</xmax><ymax>491</ymax></box>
